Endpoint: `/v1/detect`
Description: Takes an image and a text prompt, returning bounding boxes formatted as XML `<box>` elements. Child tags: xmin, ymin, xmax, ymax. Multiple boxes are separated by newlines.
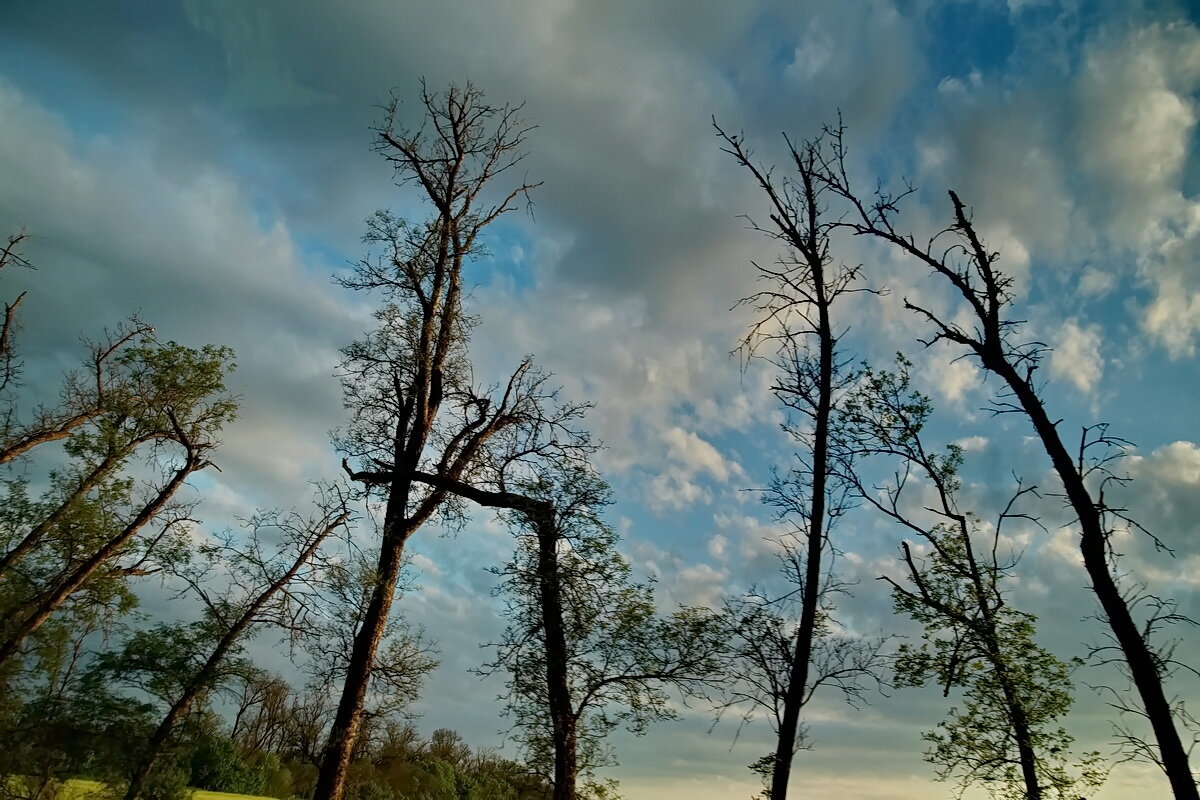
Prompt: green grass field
<box><xmin>56</xmin><ymin>779</ymin><xmax>277</xmax><ymax>800</ymax></box>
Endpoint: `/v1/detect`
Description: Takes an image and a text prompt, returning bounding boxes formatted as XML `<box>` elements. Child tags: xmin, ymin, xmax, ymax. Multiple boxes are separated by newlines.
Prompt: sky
<box><xmin>2</xmin><ymin>1</ymin><xmax>1200</xmax><ymax>798</ymax></box>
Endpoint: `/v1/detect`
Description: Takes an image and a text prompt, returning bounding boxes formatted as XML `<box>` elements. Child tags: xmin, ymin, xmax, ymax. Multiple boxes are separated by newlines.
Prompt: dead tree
<box><xmin>313</xmin><ymin>82</ymin><xmax>546</xmax><ymax>800</ymax></box>
<box><xmin>715</xmin><ymin>122</ymin><xmax>877</xmax><ymax>800</ymax></box>
<box><xmin>803</xmin><ymin>125</ymin><xmax>1198</xmax><ymax>800</ymax></box>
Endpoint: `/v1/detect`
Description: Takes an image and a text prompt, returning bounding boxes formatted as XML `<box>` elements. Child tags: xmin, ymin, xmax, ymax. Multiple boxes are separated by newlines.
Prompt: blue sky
<box><xmin>3</xmin><ymin>1</ymin><xmax>1200</xmax><ymax>798</ymax></box>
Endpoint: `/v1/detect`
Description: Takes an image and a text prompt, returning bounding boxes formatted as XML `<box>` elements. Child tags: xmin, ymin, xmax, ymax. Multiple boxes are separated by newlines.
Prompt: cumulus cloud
<box><xmin>1049</xmin><ymin>319</ymin><xmax>1104</xmax><ymax>393</ymax></box>
<box><xmin>0</xmin><ymin>79</ymin><xmax>353</xmax><ymax>513</ymax></box>
<box><xmin>5</xmin><ymin>2</ymin><xmax>1200</xmax><ymax>797</ymax></box>
<box><xmin>644</xmin><ymin>425</ymin><xmax>750</xmax><ymax>511</ymax></box>
<box><xmin>1073</xmin><ymin>22</ymin><xmax>1200</xmax><ymax>355</ymax></box>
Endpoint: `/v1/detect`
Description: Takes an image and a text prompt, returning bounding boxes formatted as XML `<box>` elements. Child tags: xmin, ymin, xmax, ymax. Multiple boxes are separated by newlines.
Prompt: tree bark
<box><xmin>533</xmin><ymin>512</ymin><xmax>577</xmax><ymax>800</ymax></box>
<box><xmin>313</xmin><ymin>484</ymin><xmax>413</xmax><ymax>800</ymax></box>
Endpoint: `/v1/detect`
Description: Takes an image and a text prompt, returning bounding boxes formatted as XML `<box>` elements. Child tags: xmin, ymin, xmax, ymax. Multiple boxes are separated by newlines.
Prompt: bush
<box><xmin>141</xmin><ymin>761</ymin><xmax>192</xmax><ymax>800</ymax></box>
<box><xmin>188</xmin><ymin>735</ymin><xmax>264</xmax><ymax>795</ymax></box>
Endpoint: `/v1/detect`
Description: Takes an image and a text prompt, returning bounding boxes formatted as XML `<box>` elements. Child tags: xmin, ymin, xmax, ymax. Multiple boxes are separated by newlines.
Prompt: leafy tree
<box><xmin>0</xmin><ymin>340</ymin><xmax>237</xmax><ymax>666</ymax></box>
<box><xmin>381</xmin><ymin>448</ymin><xmax>722</xmax><ymax>800</ymax></box>
<box><xmin>844</xmin><ymin>360</ymin><xmax>1105</xmax><ymax>799</ymax></box>
<box><xmin>482</xmin><ymin>468</ymin><xmax>725</xmax><ymax>800</ymax></box>
<box><xmin>120</xmin><ymin>491</ymin><xmax>351</xmax><ymax>800</ymax></box>
<box><xmin>0</xmin><ymin>587</ymin><xmax>153</xmax><ymax>800</ymax></box>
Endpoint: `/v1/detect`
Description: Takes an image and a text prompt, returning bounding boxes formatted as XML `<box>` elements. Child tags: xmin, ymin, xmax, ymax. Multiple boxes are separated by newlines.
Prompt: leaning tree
<box><xmin>800</xmin><ymin>124</ymin><xmax>1198</xmax><ymax>800</ymax></box>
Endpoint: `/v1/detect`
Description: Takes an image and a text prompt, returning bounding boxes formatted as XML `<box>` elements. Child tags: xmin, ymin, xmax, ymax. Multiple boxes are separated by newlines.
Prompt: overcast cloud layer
<box><xmin>3</xmin><ymin>2</ymin><xmax>1200</xmax><ymax>798</ymax></box>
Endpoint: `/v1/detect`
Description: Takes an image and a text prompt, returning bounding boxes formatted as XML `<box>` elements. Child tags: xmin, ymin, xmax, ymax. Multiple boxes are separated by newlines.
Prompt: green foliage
<box><xmin>0</xmin><ymin>339</ymin><xmax>237</xmax><ymax>669</ymax></box>
<box><xmin>85</xmin><ymin>620</ymin><xmax>251</xmax><ymax>710</ymax></box>
<box><xmin>0</xmin><ymin>669</ymin><xmax>157</xmax><ymax>792</ymax></box>
<box><xmin>187</xmin><ymin>735</ymin><xmax>267</xmax><ymax>795</ymax></box>
<box><xmin>490</xmin><ymin>467</ymin><xmax>724</xmax><ymax>787</ymax></box>
<box><xmin>0</xmin><ymin>332</ymin><xmax>240</xmax><ymax>800</ymax></box>
<box><xmin>138</xmin><ymin>761</ymin><xmax>192</xmax><ymax>800</ymax></box>
<box><xmin>846</xmin><ymin>359</ymin><xmax>1106</xmax><ymax>799</ymax></box>
<box><xmin>897</xmin><ymin>614</ymin><xmax>1106</xmax><ymax>798</ymax></box>
<box><xmin>326</xmin><ymin>724</ymin><xmax>548</xmax><ymax>800</ymax></box>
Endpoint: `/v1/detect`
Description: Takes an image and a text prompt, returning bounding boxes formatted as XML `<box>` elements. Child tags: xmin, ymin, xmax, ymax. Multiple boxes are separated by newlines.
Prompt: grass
<box><xmin>193</xmin><ymin>792</ymin><xmax>278</xmax><ymax>800</ymax></box>
<box><xmin>56</xmin><ymin>780</ymin><xmax>277</xmax><ymax>800</ymax></box>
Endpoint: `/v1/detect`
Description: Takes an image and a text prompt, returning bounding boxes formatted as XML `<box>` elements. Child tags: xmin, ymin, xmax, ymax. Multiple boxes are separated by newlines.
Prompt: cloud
<box><xmin>0</xmin><ymin>78</ymin><xmax>353</xmax><ymax>511</ymax></box>
<box><xmin>1049</xmin><ymin>319</ymin><xmax>1104</xmax><ymax>393</ymax></box>
<box><xmin>5</xmin><ymin>3</ymin><xmax>1200</xmax><ymax>798</ymax></box>
<box><xmin>954</xmin><ymin>435</ymin><xmax>989</xmax><ymax>452</ymax></box>
<box><xmin>663</xmin><ymin>427</ymin><xmax>745</xmax><ymax>483</ymax></box>
<box><xmin>1075</xmin><ymin>22</ymin><xmax>1200</xmax><ymax>236</ymax></box>
<box><xmin>670</xmin><ymin>562</ymin><xmax>729</xmax><ymax>609</ymax></box>
<box><xmin>1071</xmin><ymin>22</ymin><xmax>1200</xmax><ymax>356</ymax></box>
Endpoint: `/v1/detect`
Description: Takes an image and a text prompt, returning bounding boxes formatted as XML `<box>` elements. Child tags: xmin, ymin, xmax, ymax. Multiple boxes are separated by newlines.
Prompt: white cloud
<box><xmin>1071</xmin><ymin>22</ymin><xmax>1200</xmax><ymax>356</ymax></box>
<box><xmin>669</xmin><ymin>562</ymin><xmax>729</xmax><ymax>609</ymax></box>
<box><xmin>1075</xmin><ymin>23</ymin><xmax>1200</xmax><ymax>236</ymax></box>
<box><xmin>707</xmin><ymin>533</ymin><xmax>729</xmax><ymax>561</ymax></box>
<box><xmin>953</xmin><ymin>435</ymin><xmax>989</xmax><ymax>452</ymax></box>
<box><xmin>663</xmin><ymin>426</ymin><xmax>745</xmax><ymax>483</ymax></box>
<box><xmin>923</xmin><ymin>353</ymin><xmax>980</xmax><ymax>404</ymax></box>
<box><xmin>1049</xmin><ymin>319</ymin><xmax>1104</xmax><ymax>393</ymax></box>
<box><xmin>1077</xmin><ymin>264</ymin><xmax>1117</xmax><ymax>298</ymax></box>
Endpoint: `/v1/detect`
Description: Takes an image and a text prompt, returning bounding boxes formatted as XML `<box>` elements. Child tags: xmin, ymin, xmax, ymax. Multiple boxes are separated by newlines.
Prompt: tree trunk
<box><xmin>999</xmin><ymin>367</ymin><xmax>1197</xmax><ymax>800</ymax></box>
<box><xmin>534</xmin><ymin>514</ymin><xmax>578</xmax><ymax>800</ymax></box>
<box><xmin>771</xmin><ymin>200</ymin><xmax>833</xmax><ymax>800</ymax></box>
<box><xmin>959</xmin><ymin>509</ymin><xmax>1042</xmax><ymax>800</ymax></box>
<box><xmin>312</xmin><ymin>513</ymin><xmax>412</xmax><ymax>800</ymax></box>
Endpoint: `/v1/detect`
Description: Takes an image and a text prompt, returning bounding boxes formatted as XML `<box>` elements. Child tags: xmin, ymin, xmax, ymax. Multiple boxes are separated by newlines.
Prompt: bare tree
<box><xmin>345</xmin><ymin>364</ymin><xmax>713</xmax><ymax>800</ymax></box>
<box><xmin>716</xmin><ymin>122</ymin><xmax>879</xmax><ymax>800</ymax></box>
<box><xmin>313</xmin><ymin>81</ymin><xmax>543</xmax><ymax>800</ymax></box>
<box><xmin>800</xmin><ymin>125</ymin><xmax>1198</xmax><ymax>800</ymax></box>
<box><xmin>721</xmin><ymin>588</ymin><xmax>888</xmax><ymax>799</ymax></box>
<box><xmin>230</xmin><ymin>671</ymin><xmax>294</xmax><ymax>755</ymax></box>
<box><xmin>121</xmin><ymin>488</ymin><xmax>351</xmax><ymax>800</ymax></box>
